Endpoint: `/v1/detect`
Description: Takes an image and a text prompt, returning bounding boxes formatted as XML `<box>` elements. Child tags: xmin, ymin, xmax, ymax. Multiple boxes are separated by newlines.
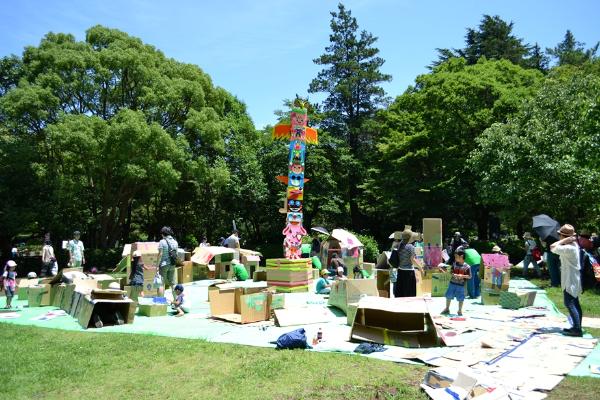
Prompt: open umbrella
<box><xmin>311</xmin><ymin>226</ymin><xmax>329</xmax><ymax>235</ymax></box>
<box><xmin>532</xmin><ymin>214</ymin><xmax>560</xmax><ymax>241</ymax></box>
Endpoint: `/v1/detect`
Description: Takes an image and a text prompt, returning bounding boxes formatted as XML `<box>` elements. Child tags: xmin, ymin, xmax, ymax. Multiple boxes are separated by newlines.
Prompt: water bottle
<box><xmin>317</xmin><ymin>327</ymin><xmax>323</xmax><ymax>342</ymax></box>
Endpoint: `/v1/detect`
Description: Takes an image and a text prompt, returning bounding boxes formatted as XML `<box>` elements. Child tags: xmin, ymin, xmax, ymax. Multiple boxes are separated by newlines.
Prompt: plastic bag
<box><xmin>276</xmin><ymin>328</ymin><xmax>309</xmax><ymax>350</ymax></box>
<box><xmin>153</xmin><ymin>272</ymin><xmax>163</xmax><ymax>288</ymax></box>
<box><xmin>390</xmin><ymin>268</ymin><xmax>398</xmax><ymax>283</ymax></box>
<box><xmin>51</xmin><ymin>261</ymin><xmax>58</xmax><ymax>276</ymax></box>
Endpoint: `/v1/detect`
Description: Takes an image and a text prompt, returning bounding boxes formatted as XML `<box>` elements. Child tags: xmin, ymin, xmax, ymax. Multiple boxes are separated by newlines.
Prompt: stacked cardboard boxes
<box><xmin>266</xmin><ymin>258</ymin><xmax>313</xmax><ymax>293</ymax></box>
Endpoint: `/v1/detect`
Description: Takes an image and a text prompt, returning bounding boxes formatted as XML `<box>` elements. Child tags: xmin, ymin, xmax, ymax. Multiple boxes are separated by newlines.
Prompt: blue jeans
<box><xmin>547</xmin><ymin>252</ymin><xmax>561</xmax><ymax>287</ymax></box>
<box><xmin>467</xmin><ymin>264</ymin><xmax>480</xmax><ymax>298</ymax></box>
<box><xmin>563</xmin><ymin>290</ymin><xmax>583</xmax><ymax>331</ymax></box>
<box><xmin>523</xmin><ymin>255</ymin><xmax>540</xmax><ymax>277</ymax></box>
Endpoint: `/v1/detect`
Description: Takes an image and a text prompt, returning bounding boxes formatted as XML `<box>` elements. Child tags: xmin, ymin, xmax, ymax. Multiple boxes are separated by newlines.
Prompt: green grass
<box><xmin>529</xmin><ymin>278</ymin><xmax>600</xmax><ymax>319</ymax></box>
<box><xmin>3</xmin><ymin>324</ymin><xmax>427</xmax><ymax>400</ymax></box>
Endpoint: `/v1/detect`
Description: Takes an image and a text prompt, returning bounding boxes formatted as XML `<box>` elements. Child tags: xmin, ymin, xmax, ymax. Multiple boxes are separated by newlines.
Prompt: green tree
<box><xmin>0</xmin><ymin>26</ymin><xmax>259</xmax><ymax>250</ymax></box>
<box><xmin>308</xmin><ymin>2</ymin><xmax>392</xmax><ymax>229</ymax></box>
<box><xmin>364</xmin><ymin>59</ymin><xmax>543</xmax><ymax>238</ymax></box>
<box><xmin>433</xmin><ymin>15</ymin><xmax>530</xmax><ymax>68</ymax></box>
<box><xmin>546</xmin><ymin>30</ymin><xmax>599</xmax><ymax>66</ymax></box>
<box><xmin>469</xmin><ymin>63</ymin><xmax>600</xmax><ymax>226</ymax></box>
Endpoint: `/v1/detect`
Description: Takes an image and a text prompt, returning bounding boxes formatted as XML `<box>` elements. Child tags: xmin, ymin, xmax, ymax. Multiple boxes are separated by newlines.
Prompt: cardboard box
<box><xmin>241</xmin><ymin>254</ymin><xmax>260</xmax><ymax>277</ymax></box>
<box><xmin>192</xmin><ymin>263</ymin><xmax>209</xmax><ymax>281</ymax></box>
<box><xmin>483</xmin><ymin>265</ymin><xmax>510</xmax><ymax>289</ymax></box>
<box><xmin>215</xmin><ymin>262</ymin><xmax>232</xmax><ymax>279</ymax></box>
<box><xmin>431</xmin><ymin>272</ymin><xmax>451</xmax><ymax>297</ymax></box>
<box><xmin>89</xmin><ymin>274</ymin><xmax>120</xmax><ymax>289</ymax></box>
<box><xmin>481</xmin><ymin>285</ymin><xmax>503</xmax><ymax>305</ymax></box>
<box><xmin>269</xmin><ymin>292</ymin><xmax>285</xmax><ymax>311</ymax></box>
<box><xmin>350</xmin><ymin>296</ymin><xmax>444</xmax><ymax>348</ymax></box>
<box><xmin>423</xmin><ymin>218</ymin><xmax>443</xmax><ymax>246</ymax></box>
<box><xmin>60</xmin><ymin>284</ymin><xmax>76</xmax><ymax>313</ymax></box>
<box><xmin>77</xmin><ymin>291</ymin><xmax>136</xmax><ymax>328</ymax></box>
<box><xmin>129</xmin><ymin>242</ymin><xmax>159</xmax><ymax>278</ymax></box>
<box><xmin>17</xmin><ymin>278</ymin><xmax>36</xmax><ymax>300</ymax></box>
<box><xmin>178</xmin><ymin>261</ymin><xmax>193</xmax><ymax>283</ymax></box>
<box><xmin>347</xmin><ymin>302</ymin><xmax>359</xmax><ymax>326</ymax></box>
<box><xmin>266</xmin><ymin>268</ymin><xmax>313</xmax><ymax>282</ymax></box>
<box><xmin>376</xmin><ymin>269</ymin><xmax>390</xmax><ymax>292</ymax></box>
<box><xmin>138</xmin><ymin>303</ymin><xmax>168</xmax><ymax>317</ymax></box>
<box><xmin>420</xmin><ymin>270</ymin><xmax>433</xmax><ymax>295</ymax></box>
<box><xmin>378</xmin><ymin>290</ymin><xmax>389</xmax><ymax>298</ymax></box>
<box><xmin>51</xmin><ymin>284</ymin><xmax>66</xmax><ymax>307</ymax></box>
<box><xmin>208</xmin><ymin>285</ymin><xmax>269</xmax><ymax>324</ymax></box>
<box><xmin>28</xmin><ymin>284</ymin><xmax>51</xmax><ymax>307</ymax></box>
<box><xmin>328</xmin><ymin>279</ymin><xmax>379</xmax><ymax>315</ymax></box>
<box><xmin>499</xmin><ymin>290</ymin><xmax>537</xmax><ymax>310</ymax></box>
<box><xmin>253</xmin><ymin>270</ymin><xmax>267</xmax><ymax>282</ymax></box>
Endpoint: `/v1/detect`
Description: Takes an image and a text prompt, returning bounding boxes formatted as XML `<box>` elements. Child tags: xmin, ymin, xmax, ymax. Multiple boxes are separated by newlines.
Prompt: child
<box><xmin>128</xmin><ymin>250</ymin><xmax>145</xmax><ymax>298</ymax></box>
<box><xmin>441</xmin><ymin>247</ymin><xmax>471</xmax><ymax>316</ymax></box>
<box><xmin>315</xmin><ymin>269</ymin><xmax>332</xmax><ymax>294</ymax></box>
<box><xmin>3</xmin><ymin>260</ymin><xmax>18</xmax><ymax>309</ymax></box>
<box><xmin>171</xmin><ymin>284</ymin><xmax>190</xmax><ymax>317</ymax></box>
<box><xmin>232</xmin><ymin>259</ymin><xmax>249</xmax><ymax>281</ymax></box>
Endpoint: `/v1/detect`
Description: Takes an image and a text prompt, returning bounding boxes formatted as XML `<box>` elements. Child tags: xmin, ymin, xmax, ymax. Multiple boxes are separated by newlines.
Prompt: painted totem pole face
<box><xmin>291</xmin><ymin>111</ymin><xmax>308</xmax><ymax>127</ymax></box>
<box><xmin>288</xmin><ymin>199</ymin><xmax>303</xmax><ymax>212</ymax></box>
<box><xmin>287</xmin><ymin>212</ymin><xmax>303</xmax><ymax>225</ymax></box>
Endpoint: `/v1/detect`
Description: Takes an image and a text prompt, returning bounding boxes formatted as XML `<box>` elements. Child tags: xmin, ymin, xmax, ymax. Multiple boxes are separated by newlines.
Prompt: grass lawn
<box><xmin>4</xmin><ymin>324</ymin><xmax>427</xmax><ymax>400</ymax></box>
<box><xmin>5</xmin><ymin>278</ymin><xmax>600</xmax><ymax>399</ymax></box>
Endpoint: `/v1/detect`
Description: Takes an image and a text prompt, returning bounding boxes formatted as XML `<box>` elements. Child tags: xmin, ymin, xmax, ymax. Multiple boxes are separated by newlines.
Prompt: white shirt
<box><xmin>551</xmin><ymin>243</ymin><xmax>581</xmax><ymax>297</ymax></box>
<box><xmin>42</xmin><ymin>245</ymin><xmax>55</xmax><ymax>263</ymax></box>
<box><xmin>68</xmin><ymin>240</ymin><xmax>85</xmax><ymax>261</ymax></box>
<box><xmin>224</xmin><ymin>234</ymin><xmax>239</xmax><ymax>248</ymax></box>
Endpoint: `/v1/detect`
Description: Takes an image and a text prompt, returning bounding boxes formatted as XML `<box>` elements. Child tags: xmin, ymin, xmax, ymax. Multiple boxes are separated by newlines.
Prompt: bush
<box><xmin>355</xmin><ymin>233</ymin><xmax>380</xmax><ymax>263</ymax></box>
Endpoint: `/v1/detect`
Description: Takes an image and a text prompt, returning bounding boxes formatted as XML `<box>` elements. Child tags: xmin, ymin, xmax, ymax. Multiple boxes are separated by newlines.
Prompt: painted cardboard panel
<box><xmin>482</xmin><ymin>253</ymin><xmax>511</xmax><ymax>268</ymax></box>
<box><xmin>499</xmin><ymin>290</ymin><xmax>537</xmax><ymax>309</ymax></box>
<box><xmin>209</xmin><ymin>286</ymin><xmax>269</xmax><ymax>324</ymax></box>
<box><xmin>60</xmin><ymin>284</ymin><xmax>76</xmax><ymax>313</ymax></box>
<box><xmin>328</xmin><ymin>279</ymin><xmax>379</xmax><ymax>315</ymax></box>
<box><xmin>424</xmin><ymin>245</ymin><xmax>443</xmax><ymax>268</ymax></box>
<box><xmin>483</xmin><ymin>265</ymin><xmax>510</xmax><ymax>288</ymax></box>
<box><xmin>27</xmin><ymin>284</ymin><xmax>51</xmax><ymax>307</ymax></box>
<box><xmin>266</xmin><ymin>268</ymin><xmax>313</xmax><ymax>282</ymax></box>
<box><xmin>423</xmin><ymin>218</ymin><xmax>443</xmax><ymax>247</ymax></box>
<box><xmin>138</xmin><ymin>303</ymin><xmax>167</xmax><ymax>317</ymax></box>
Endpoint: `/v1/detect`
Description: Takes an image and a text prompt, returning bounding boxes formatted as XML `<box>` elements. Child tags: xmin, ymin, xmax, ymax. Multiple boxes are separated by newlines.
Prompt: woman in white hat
<box><xmin>389</xmin><ymin>228</ymin><xmax>424</xmax><ymax>297</ymax></box>
<box><xmin>550</xmin><ymin>224</ymin><xmax>583</xmax><ymax>337</ymax></box>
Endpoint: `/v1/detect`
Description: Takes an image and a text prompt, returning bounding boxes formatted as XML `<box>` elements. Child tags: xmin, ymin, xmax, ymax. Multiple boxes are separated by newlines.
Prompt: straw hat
<box><xmin>491</xmin><ymin>245</ymin><xmax>501</xmax><ymax>252</ymax></box>
<box><xmin>522</xmin><ymin>232</ymin><xmax>533</xmax><ymax>240</ymax></box>
<box><xmin>392</xmin><ymin>231</ymin><xmax>402</xmax><ymax>240</ymax></box>
<box><xmin>557</xmin><ymin>224</ymin><xmax>576</xmax><ymax>237</ymax></box>
<box><xmin>402</xmin><ymin>228</ymin><xmax>416</xmax><ymax>244</ymax></box>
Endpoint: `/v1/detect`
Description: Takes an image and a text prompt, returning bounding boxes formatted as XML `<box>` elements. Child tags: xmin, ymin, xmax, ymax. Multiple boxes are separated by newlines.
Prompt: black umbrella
<box><xmin>311</xmin><ymin>226</ymin><xmax>329</xmax><ymax>235</ymax></box>
<box><xmin>532</xmin><ymin>214</ymin><xmax>560</xmax><ymax>241</ymax></box>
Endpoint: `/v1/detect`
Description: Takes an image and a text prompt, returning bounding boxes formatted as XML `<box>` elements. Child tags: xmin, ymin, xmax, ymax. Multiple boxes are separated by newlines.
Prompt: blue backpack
<box><xmin>276</xmin><ymin>328</ymin><xmax>309</xmax><ymax>350</ymax></box>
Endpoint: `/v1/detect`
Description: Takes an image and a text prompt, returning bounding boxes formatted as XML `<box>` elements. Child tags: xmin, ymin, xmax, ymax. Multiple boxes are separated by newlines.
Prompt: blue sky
<box><xmin>1</xmin><ymin>0</ymin><xmax>599</xmax><ymax>128</ymax></box>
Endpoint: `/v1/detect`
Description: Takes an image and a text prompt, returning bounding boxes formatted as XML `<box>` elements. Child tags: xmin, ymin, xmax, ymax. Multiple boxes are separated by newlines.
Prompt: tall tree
<box><xmin>433</xmin><ymin>15</ymin><xmax>530</xmax><ymax>68</ymax></box>
<box><xmin>309</xmin><ymin>2</ymin><xmax>391</xmax><ymax>229</ymax></box>
<box><xmin>523</xmin><ymin>42</ymin><xmax>550</xmax><ymax>72</ymax></box>
<box><xmin>364</xmin><ymin>59</ymin><xmax>543</xmax><ymax>239</ymax></box>
<box><xmin>546</xmin><ymin>30</ymin><xmax>599</xmax><ymax>66</ymax></box>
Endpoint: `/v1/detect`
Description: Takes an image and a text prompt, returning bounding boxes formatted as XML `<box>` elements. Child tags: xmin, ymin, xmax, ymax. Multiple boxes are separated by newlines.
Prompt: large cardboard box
<box><xmin>215</xmin><ymin>262</ymin><xmax>232</xmax><ymax>280</ymax></box>
<box><xmin>253</xmin><ymin>270</ymin><xmax>267</xmax><ymax>282</ymax></box>
<box><xmin>77</xmin><ymin>290</ymin><xmax>136</xmax><ymax>328</ymax></box>
<box><xmin>128</xmin><ymin>242</ymin><xmax>159</xmax><ymax>278</ymax></box>
<box><xmin>28</xmin><ymin>284</ymin><xmax>51</xmax><ymax>307</ymax></box>
<box><xmin>208</xmin><ymin>284</ymin><xmax>269</xmax><ymax>324</ymax></box>
<box><xmin>419</xmin><ymin>270</ymin><xmax>433</xmax><ymax>295</ymax></box>
<box><xmin>241</xmin><ymin>254</ymin><xmax>260</xmax><ymax>277</ymax></box>
<box><xmin>481</xmin><ymin>284</ymin><xmax>503</xmax><ymax>305</ymax></box>
<box><xmin>192</xmin><ymin>263</ymin><xmax>209</xmax><ymax>281</ymax></box>
<box><xmin>431</xmin><ymin>272</ymin><xmax>451</xmax><ymax>297</ymax></box>
<box><xmin>350</xmin><ymin>296</ymin><xmax>444</xmax><ymax>348</ymax></box>
<box><xmin>483</xmin><ymin>266</ymin><xmax>510</xmax><ymax>289</ymax></box>
<box><xmin>347</xmin><ymin>302</ymin><xmax>359</xmax><ymax>326</ymax></box>
<box><xmin>51</xmin><ymin>284</ymin><xmax>66</xmax><ymax>307</ymax></box>
<box><xmin>328</xmin><ymin>279</ymin><xmax>379</xmax><ymax>315</ymax></box>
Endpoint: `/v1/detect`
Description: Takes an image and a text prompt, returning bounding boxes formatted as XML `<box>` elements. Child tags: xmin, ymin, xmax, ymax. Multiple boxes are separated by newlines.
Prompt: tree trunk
<box><xmin>475</xmin><ymin>207</ymin><xmax>489</xmax><ymax>240</ymax></box>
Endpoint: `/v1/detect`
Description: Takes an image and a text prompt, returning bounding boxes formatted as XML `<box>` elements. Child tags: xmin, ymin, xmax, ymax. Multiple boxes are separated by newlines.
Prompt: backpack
<box><xmin>580</xmin><ymin>249</ymin><xmax>599</xmax><ymax>291</ymax></box>
<box><xmin>166</xmin><ymin>238</ymin><xmax>178</xmax><ymax>265</ymax></box>
<box><xmin>276</xmin><ymin>328</ymin><xmax>309</xmax><ymax>350</ymax></box>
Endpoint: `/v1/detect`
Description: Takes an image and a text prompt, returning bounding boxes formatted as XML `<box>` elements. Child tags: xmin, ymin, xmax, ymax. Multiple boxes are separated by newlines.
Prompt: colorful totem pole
<box><xmin>272</xmin><ymin>107</ymin><xmax>318</xmax><ymax>259</ymax></box>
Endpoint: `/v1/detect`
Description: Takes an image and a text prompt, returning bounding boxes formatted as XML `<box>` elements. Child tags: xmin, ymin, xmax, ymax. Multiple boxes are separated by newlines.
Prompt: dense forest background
<box><xmin>1</xmin><ymin>4</ymin><xmax>599</xmax><ymax>264</ymax></box>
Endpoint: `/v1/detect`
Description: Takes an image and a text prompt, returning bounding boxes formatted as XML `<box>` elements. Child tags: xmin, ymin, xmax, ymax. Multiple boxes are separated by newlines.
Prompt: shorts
<box><xmin>445</xmin><ymin>282</ymin><xmax>466</xmax><ymax>302</ymax></box>
<box><xmin>159</xmin><ymin>265</ymin><xmax>175</xmax><ymax>289</ymax></box>
<box><xmin>4</xmin><ymin>286</ymin><xmax>15</xmax><ymax>297</ymax></box>
<box><xmin>172</xmin><ymin>304</ymin><xmax>190</xmax><ymax>313</ymax></box>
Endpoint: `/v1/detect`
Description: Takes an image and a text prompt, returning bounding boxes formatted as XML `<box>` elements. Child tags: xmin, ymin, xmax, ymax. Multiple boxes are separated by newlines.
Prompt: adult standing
<box><xmin>550</xmin><ymin>224</ymin><xmax>583</xmax><ymax>337</ymax></box>
<box><xmin>464</xmin><ymin>247</ymin><xmax>482</xmax><ymax>298</ymax></box>
<box><xmin>67</xmin><ymin>231</ymin><xmax>85</xmax><ymax>270</ymax></box>
<box><xmin>522</xmin><ymin>232</ymin><xmax>540</xmax><ymax>278</ymax></box>
<box><xmin>41</xmin><ymin>240</ymin><xmax>56</xmax><ymax>277</ymax></box>
<box><xmin>389</xmin><ymin>228</ymin><xmax>424</xmax><ymax>298</ymax></box>
<box><xmin>449</xmin><ymin>232</ymin><xmax>468</xmax><ymax>259</ymax></box>
<box><xmin>156</xmin><ymin>226</ymin><xmax>178</xmax><ymax>296</ymax></box>
<box><xmin>223</xmin><ymin>230</ymin><xmax>240</xmax><ymax>249</ymax></box>
<box><xmin>544</xmin><ymin>237</ymin><xmax>561</xmax><ymax>287</ymax></box>
<box><xmin>310</xmin><ymin>232</ymin><xmax>321</xmax><ymax>257</ymax></box>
